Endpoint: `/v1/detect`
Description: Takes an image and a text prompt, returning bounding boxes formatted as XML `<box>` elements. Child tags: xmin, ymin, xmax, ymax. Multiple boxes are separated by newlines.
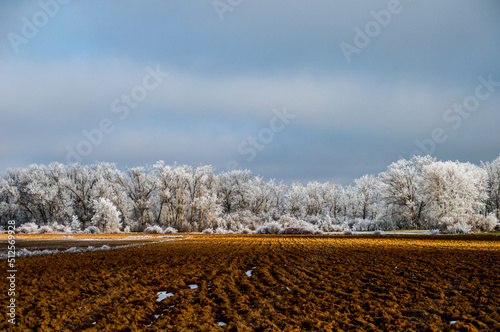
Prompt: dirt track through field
<box><xmin>2</xmin><ymin>235</ymin><xmax>500</xmax><ymax>331</ymax></box>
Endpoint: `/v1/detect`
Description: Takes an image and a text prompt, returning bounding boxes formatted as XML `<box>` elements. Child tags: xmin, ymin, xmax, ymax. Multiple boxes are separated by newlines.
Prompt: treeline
<box><xmin>1</xmin><ymin>155</ymin><xmax>499</xmax><ymax>233</ymax></box>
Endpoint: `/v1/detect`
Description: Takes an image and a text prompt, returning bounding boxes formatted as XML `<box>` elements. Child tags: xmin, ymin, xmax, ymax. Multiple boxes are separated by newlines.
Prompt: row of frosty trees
<box><xmin>1</xmin><ymin>155</ymin><xmax>499</xmax><ymax>234</ymax></box>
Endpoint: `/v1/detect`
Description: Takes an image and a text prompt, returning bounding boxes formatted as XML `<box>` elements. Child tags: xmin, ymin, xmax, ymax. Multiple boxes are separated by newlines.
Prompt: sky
<box><xmin>1</xmin><ymin>0</ymin><xmax>499</xmax><ymax>184</ymax></box>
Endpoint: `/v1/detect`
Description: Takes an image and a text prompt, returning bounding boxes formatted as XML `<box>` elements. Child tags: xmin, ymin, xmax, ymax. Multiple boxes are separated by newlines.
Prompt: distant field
<box><xmin>1</xmin><ymin>233</ymin><xmax>182</xmax><ymax>252</ymax></box>
<box><xmin>1</xmin><ymin>234</ymin><xmax>500</xmax><ymax>331</ymax></box>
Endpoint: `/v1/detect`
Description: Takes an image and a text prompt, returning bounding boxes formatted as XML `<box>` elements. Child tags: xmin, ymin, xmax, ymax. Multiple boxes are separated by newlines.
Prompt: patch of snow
<box><xmin>217</xmin><ymin>322</ymin><xmax>227</xmax><ymax>326</ymax></box>
<box><xmin>450</xmin><ymin>321</ymin><xmax>458</xmax><ymax>325</ymax></box>
<box><xmin>246</xmin><ymin>270</ymin><xmax>252</xmax><ymax>278</ymax></box>
<box><xmin>189</xmin><ymin>284</ymin><xmax>198</xmax><ymax>289</ymax></box>
<box><xmin>156</xmin><ymin>291</ymin><xmax>174</xmax><ymax>302</ymax></box>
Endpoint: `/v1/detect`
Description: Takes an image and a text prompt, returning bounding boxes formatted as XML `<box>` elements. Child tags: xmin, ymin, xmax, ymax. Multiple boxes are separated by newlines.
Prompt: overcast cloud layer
<box><xmin>1</xmin><ymin>0</ymin><xmax>499</xmax><ymax>184</ymax></box>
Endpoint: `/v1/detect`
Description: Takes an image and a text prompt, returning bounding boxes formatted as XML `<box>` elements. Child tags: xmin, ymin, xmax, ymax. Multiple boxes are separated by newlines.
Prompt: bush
<box><xmin>215</xmin><ymin>227</ymin><xmax>234</xmax><ymax>234</ymax></box>
<box><xmin>82</xmin><ymin>226</ymin><xmax>101</xmax><ymax>234</ymax></box>
<box><xmin>37</xmin><ymin>225</ymin><xmax>54</xmax><ymax>234</ymax></box>
<box><xmin>70</xmin><ymin>215</ymin><xmax>81</xmax><ymax>233</ymax></box>
<box><xmin>123</xmin><ymin>226</ymin><xmax>131</xmax><ymax>234</ymax></box>
<box><xmin>373</xmin><ymin>230</ymin><xmax>383</xmax><ymax>235</ymax></box>
<box><xmin>429</xmin><ymin>229</ymin><xmax>440</xmax><ymax>235</ymax></box>
<box><xmin>254</xmin><ymin>222</ymin><xmax>283</xmax><ymax>234</ymax></box>
<box><xmin>466</xmin><ymin>215</ymin><xmax>499</xmax><ymax>232</ymax></box>
<box><xmin>436</xmin><ymin>217</ymin><xmax>471</xmax><ymax>234</ymax></box>
<box><xmin>16</xmin><ymin>222</ymin><xmax>39</xmax><ymax>234</ymax></box>
<box><xmin>240</xmin><ymin>228</ymin><xmax>253</xmax><ymax>234</ymax></box>
<box><xmin>342</xmin><ymin>230</ymin><xmax>353</xmax><ymax>235</ymax></box>
<box><xmin>278</xmin><ymin>215</ymin><xmax>323</xmax><ymax>234</ymax></box>
<box><xmin>52</xmin><ymin>223</ymin><xmax>71</xmax><ymax>233</ymax></box>
<box><xmin>91</xmin><ymin>197</ymin><xmax>122</xmax><ymax>233</ymax></box>
<box><xmin>281</xmin><ymin>227</ymin><xmax>313</xmax><ymax>234</ymax></box>
<box><xmin>281</xmin><ymin>226</ymin><xmax>323</xmax><ymax>235</ymax></box>
<box><xmin>202</xmin><ymin>228</ymin><xmax>214</xmax><ymax>234</ymax></box>
<box><xmin>351</xmin><ymin>218</ymin><xmax>373</xmax><ymax>232</ymax></box>
<box><xmin>143</xmin><ymin>225</ymin><xmax>163</xmax><ymax>234</ymax></box>
<box><xmin>330</xmin><ymin>223</ymin><xmax>349</xmax><ymax>233</ymax></box>
<box><xmin>163</xmin><ymin>226</ymin><xmax>178</xmax><ymax>234</ymax></box>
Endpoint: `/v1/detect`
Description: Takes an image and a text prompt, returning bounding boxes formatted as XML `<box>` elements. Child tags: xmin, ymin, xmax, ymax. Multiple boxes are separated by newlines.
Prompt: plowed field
<box><xmin>2</xmin><ymin>234</ymin><xmax>500</xmax><ymax>331</ymax></box>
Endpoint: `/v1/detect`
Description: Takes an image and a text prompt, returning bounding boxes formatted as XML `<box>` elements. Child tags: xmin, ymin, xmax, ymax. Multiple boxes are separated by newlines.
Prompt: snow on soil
<box><xmin>218</xmin><ymin>322</ymin><xmax>227</xmax><ymax>326</ymax></box>
<box><xmin>246</xmin><ymin>266</ymin><xmax>257</xmax><ymax>278</ymax></box>
<box><xmin>156</xmin><ymin>291</ymin><xmax>174</xmax><ymax>302</ymax></box>
<box><xmin>189</xmin><ymin>284</ymin><xmax>199</xmax><ymax>289</ymax></box>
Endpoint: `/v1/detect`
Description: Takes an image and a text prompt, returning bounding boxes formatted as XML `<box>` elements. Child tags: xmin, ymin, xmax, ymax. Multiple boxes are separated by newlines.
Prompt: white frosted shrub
<box><xmin>254</xmin><ymin>222</ymin><xmax>283</xmax><ymax>234</ymax></box>
<box><xmin>82</xmin><ymin>226</ymin><xmax>100</xmax><ymax>234</ymax></box>
<box><xmin>16</xmin><ymin>222</ymin><xmax>39</xmax><ymax>234</ymax></box>
<box><xmin>163</xmin><ymin>226</ymin><xmax>178</xmax><ymax>234</ymax></box>
<box><xmin>70</xmin><ymin>215</ymin><xmax>81</xmax><ymax>233</ymax></box>
<box><xmin>240</xmin><ymin>228</ymin><xmax>252</xmax><ymax>234</ymax></box>
<box><xmin>52</xmin><ymin>223</ymin><xmax>71</xmax><ymax>233</ymax></box>
<box><xmin>436</xmin><ymin>217</ymin><xmax>471</xmax><ymax>234</ymax></box>
<box><xmin>215</xmin><ymin>227</ymin><xmax>234</xmax><ymax>234</ymax></box>
<box><xmin>91</xmin><ymin>197</ymin><xmax>122</xmax><ymax>233</ymax></box>
<box><xmin>429</xmin><ymin>229</ymin><xmax>440</xmax><ymax>235</ymax></box>
<box><xmin>38</xmin><ymin>225</ymin><xmax>54</xmax><ymax>234</ymax></box>
<box><xmin>143</xmin><ymin>225</ymin><xmax>163</xmax><ymax>234</ymax></box>
<box><xmin>466</xmin><ymin>215</ymin><xmax>499</xmax><ymax>232</ymax></box>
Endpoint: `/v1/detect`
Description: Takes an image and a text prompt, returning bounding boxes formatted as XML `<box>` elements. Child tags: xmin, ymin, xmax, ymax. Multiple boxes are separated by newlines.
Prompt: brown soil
<box><xmin>2</xmin><ymin>234</ymin><xmax>500</xmax><ymax>331</ymax></box>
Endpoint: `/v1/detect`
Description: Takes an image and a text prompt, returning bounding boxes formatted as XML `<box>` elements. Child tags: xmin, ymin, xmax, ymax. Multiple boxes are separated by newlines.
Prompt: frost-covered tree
<box><xmin>217</xmin><ymin>170</ymin><xmax>253</xmax><ymax>215</ymax></box>
<box><xmin>0</xmin><ymin>163</ymin><xmax>72</xmax><ymax>226</ymax></box>
<box><xmin>379</xmin><ymin>155</ymin><xmax>435</xmax><ymax>228</ymax></box>
<box><xmin>286</xmin><ymin>182</ymin><xmax>306</xmax><ymax>218</ymax></box>
<box><xmin>354</xmin><ymin>174</ymin><xmax>379</xmax><ymax>220</ymax></box>
<box><xmin>71</xmin><ymin>215</ymin><xmax>81</xmax><ymax>233</ymax></box>
<box><xmin>155</xmin><ymin>163</ymin><xmax>191</xmax><ymax>230</ymax></box>
<box><xmin>1</xmin><ymin>155</ymin><xmax>498</xmax><ymax>233</ymax></box>
<box><xmin>305</xmin><ymin>181</ymin><xmax>330</xmax><ymax>217</ymax></box>
<box><xmin>421</xmin><ymin>161</ymin><xmax>487</xmax><ymax>221</ymax></box>
<box><xmin>483</xmin><ymin>155</ymin><xmax>500</xmax><ymax>220</ymax></box>
<box><xmin>122</xmin><ymin>167</ymin><xmax>157</xmax><ymax>231</ymax></box>
<box><xmin>61</xmin><ymin>164</ymin><xmax>101</xmax><ymax>228</ymax></box>
<box><xmin>91</xmin><ymin>197</ymin><xmax>122</xmax><ymax>233</ymax></box>
<box><xmin>320</xmin><ymin>183</ymin><xmax>342</xmax><ymax>221</ymax></box>
<box><xmin>94</xmin><ymin>162</ymin><xmax>132</xmax><ymax>229</ymax></box>
<box><xmin>265</xmin><ymin>179</ymin><xmax>288</xmax><ymax>219</ymax></box>
<box><xmin>187</xmin><ymin>165</ymin><xmax>219</xmax><ymax>230</ymax></box>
